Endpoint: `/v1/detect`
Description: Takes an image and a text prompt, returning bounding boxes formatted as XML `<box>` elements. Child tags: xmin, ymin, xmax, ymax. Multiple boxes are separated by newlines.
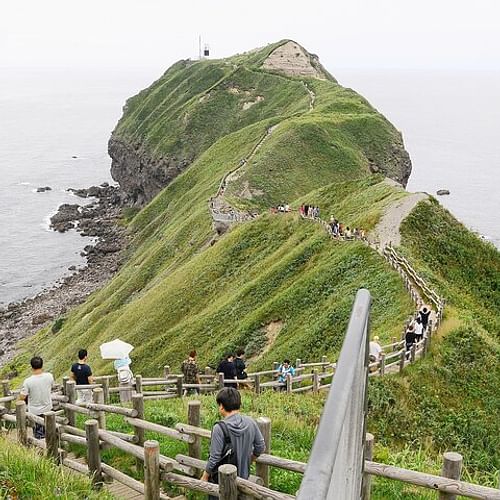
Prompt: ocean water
<box><xmin>0</xmin><ymin>67</ymin><xmax>498</xmax><ymax>305</ymax></box>
<box><xmin>0</xmin><ymin>68</ymin><xmax>156</xmax><ymax>305</ymax></box>
<box><xmin>335</xmin><ymin>69</ymin><xmax>500</xmax><ymax>248</ymax></box>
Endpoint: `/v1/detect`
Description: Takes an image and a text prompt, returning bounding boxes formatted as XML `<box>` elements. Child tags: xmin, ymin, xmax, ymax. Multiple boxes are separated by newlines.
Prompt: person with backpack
<box><xmin>114</xmin><ymin>356</ymin><xmax>133</xmax><ymax>403</ymax></box>
<box><xmin>200</xmin><ymin>388</ymin><xmax>265</xmax><ymax>496</ymax></box>
<box><xmin>181</xmin><ymin>350</ymin><xmax>201</xmax><ymax>395</ymax></box>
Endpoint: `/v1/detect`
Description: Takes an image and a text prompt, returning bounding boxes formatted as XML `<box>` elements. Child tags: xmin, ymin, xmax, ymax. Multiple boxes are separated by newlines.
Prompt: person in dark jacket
<box><xmin>201</xmin><ymin>388</ymin><xmax>265</xmax><ymax>494</ymax></box>
<box><xmin>405</xmin><ymin>324</ymin><xmax>417</xmax><ymax>359</ymax></box>
<box><xmin>418</xmin><ymin>305</ymin><xmax>432</xmax><ymax>333</ymax></box>
<box><xmin>217</xmin><ymin>353</ymin><xmax>237</xmax><ymax>387</ymax></box>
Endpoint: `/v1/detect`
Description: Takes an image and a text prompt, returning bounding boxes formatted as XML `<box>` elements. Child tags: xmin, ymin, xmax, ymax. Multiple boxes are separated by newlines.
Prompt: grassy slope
<box><xmin>0</xmin><ymin>437</ymin><xmax>112</xmax><ymax>499</ymax></box>
<box><xmin>368</xmin><ymin>200</ymin><xmax>500</xmax><ymax>487</ymax></box>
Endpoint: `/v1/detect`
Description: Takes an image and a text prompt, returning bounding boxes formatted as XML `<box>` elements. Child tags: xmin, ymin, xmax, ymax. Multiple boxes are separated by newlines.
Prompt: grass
<box><xmin>3</xmin><ymin>39</ymin><xmax>499</xmax><ymax>499</ymax></box>
<box><xmin>0</xmin><ymin>437</ymin><xmax>113</xmax><ymax>499</ymax></box>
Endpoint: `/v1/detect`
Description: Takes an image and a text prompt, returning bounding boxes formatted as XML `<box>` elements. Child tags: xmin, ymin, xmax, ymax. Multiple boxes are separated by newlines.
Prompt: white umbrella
<box><xmin>99</xmin><ymin>339</ymin><xmax>134</xmax><ymax>360</ymax></box>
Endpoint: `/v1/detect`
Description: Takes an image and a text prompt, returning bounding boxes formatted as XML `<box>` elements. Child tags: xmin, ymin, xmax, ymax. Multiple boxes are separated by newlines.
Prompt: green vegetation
<box><xmin>0</xmin><ymin>437</ymin><xmax>112</xmax><ymax>499</ymax></box>
<box><xmin>4</xmin><ymin>40</ymin><xmax>499</xmax><ymax>498</ymax></box>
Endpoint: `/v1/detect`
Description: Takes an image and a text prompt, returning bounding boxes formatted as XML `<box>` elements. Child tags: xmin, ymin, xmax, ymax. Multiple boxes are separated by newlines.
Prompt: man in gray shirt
<box><xmin>19</xmin><ymin>356</ymin><xmax>54</xmax><ymax>439</ymax></box>
<box><xmin>201</xmin><ymin>387</ymin><xmax>265</xmax><ymax>492</ymax></box>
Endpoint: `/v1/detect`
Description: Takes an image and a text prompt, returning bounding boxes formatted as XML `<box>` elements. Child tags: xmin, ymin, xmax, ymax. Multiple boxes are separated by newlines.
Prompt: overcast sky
<box><xmin>1</xmin><ymin>0</ymin><xmax>499</xmax><ymax>73</ymax></box>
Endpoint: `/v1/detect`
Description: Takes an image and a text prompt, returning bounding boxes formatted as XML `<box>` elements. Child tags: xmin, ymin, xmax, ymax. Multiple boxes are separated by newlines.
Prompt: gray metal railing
<box><xmin>297</xmin><ymin>288</ymin><xmax>371</xmax><ymax>500</ymax></box>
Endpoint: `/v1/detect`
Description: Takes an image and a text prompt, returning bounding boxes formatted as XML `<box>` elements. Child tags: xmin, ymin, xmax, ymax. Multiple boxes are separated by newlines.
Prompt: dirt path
<box><xmin>368</xmin><ymin>184</ymin><xmax>428</xmax><ymax>248</ymax></box>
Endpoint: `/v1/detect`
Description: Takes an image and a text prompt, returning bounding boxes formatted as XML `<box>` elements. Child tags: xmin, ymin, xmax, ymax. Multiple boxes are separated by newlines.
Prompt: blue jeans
<box><xmin>34</xmin><ymin>422</ymin><xmax>45</xmax><ymax>439</ymax></box>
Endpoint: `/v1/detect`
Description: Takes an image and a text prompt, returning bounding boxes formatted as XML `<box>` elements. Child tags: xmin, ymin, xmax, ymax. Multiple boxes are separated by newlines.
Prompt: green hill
<box><xmin>5</xmin><ymin>40</ymin><xmax>499</xmax><ymax>494</ymax></box>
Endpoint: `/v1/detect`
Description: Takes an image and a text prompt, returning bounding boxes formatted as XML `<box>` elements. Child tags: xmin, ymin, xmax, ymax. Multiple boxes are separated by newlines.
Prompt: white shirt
<box><xmin>21</xmin><ymin>372</ymin><xmax>54</xmax><ymax>415</ymax></box>
<box><xmin>414</xmin><ymin>322</ymin><xmax>424</xmax><ymax>337</ymax></box>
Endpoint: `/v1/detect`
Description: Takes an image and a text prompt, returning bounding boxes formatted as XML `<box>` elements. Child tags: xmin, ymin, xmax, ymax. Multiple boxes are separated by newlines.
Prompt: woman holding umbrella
<box><xmin>100</xmin><ymin>339</ymin><xmax>134</xmax><ymax>403</ymax></box>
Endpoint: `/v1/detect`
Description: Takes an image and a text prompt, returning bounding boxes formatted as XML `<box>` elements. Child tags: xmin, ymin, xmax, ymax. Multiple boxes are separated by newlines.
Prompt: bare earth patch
<box><xmin>249</xmin><ymin>320</ymin><xmax>284</xmax><ymax>362</ymax></box>
<box><xmin>262</xmin><ymin>41</ymin><xmax>325</xmax><ymax>79</ymax></box>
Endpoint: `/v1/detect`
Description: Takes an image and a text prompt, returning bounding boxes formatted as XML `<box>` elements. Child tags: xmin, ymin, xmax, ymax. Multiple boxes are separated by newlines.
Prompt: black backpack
<box><xmin>209</xmin><ymin>421</ymin><xmax>238</xmax><ymax>483</ymax></box>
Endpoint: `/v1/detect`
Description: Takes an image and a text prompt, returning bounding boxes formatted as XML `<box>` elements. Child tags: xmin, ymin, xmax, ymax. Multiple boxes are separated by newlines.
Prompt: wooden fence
<box><xmin>1</xmin><ymin>388</ymin><xmax>498</xmax><ymax>499</ymax></box>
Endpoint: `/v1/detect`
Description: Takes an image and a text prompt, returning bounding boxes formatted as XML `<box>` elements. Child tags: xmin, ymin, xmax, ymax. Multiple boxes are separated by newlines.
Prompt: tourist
<box><xmin>339</xmin><ymin>223</ymin><xmax>345</xmax><ymax>237</ymax></box>
<box><xmin>315</xmin><ymin>206</ymin><xmax>320</xmax><ymax>218</ymax></box>
<box><xmin>345</xmin><ymin>226</ymin><xmax>352</xmax><ymax>239</ymax></box>
<box><xmin>284</xmin><ymin>203</ymin><xmax>290</xmax><ymax>212</ymax></box>
<box><xmin>234</xmin><ymin>349</ymin><xmax>248</xmax><ymax>383</ymax></box>
<box><xmin>200</xmin><ymin>388</ymin><xmax>265</xmax><ymax>495</ymax></box>
<box><xmin>299</xmin><ymin>204</ymin><xmax>305</xmax><ymax>216</ymax></box>
<box><xmin>217</xmin><ymin>353</ymin><xmax>237</xmax><ymax>387</ymax></box>
<box><xmin>405</xmin><ymin>324</ymin><xmax>417</xmax><ymax>359</ymax></box>
<box><xmin>304</xmin><ymin>204</ymin><xmax>309</xmax><ymax>217</ymax></box>
<box><xmin>277</xmin><ymin>359</ymin><xmax>295</xmax><ymax>390</ymax></box>
<box><xmin>414</xmin><ymin>316</ymin><xmax>424</xmax><ymax>342</ymax></box>
<box><xmin>369</xmin><ymin>336</ymin><xmax>382</xmax><ymax>363</ymax></box>
<box><xmin>70</xmin><ymin>349</ymin><xmax>94</xmax><ymax>404</ymax></box>
<box><xmin>418</xmin><ymin>305</ymin><xmax>431</xmax><ymax>333</ymax></box>
<box><xmin>181</xmin><ymin>350</ymin><xmax>201</xmax><ymax>396</ymax></box>
<box><xmin>19</xmin><ymin>356</ymin><xmax>54</xmax><ymax>439</ymax></box>
<box><xmin>114</xmin><ymin>356</ymin><xmax>134</xmax><ymax>403</ymax></box>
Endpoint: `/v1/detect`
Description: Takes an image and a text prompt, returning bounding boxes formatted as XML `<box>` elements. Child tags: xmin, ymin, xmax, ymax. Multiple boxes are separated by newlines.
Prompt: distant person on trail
<box><xmin>200</xmin><ymin>388</ymin><xmax>265</xmax><ymax>496</ymax></box>
<box><xmin>234</xmin><ymin>349</ymin><xmax>248</xmax><ymax>383</ymax></box>
<box><xmin>114</xmin><ymin>356</ymin><xmax>133</xmax><ymax>403</ymax></box>
<box><xmin>369</xmin><ymin>336</ymin><xmax>382</xmax><ymax>363</ymax></box>
<box><xmin>299</xmin><ymin>204</ymin><xmax>305</xmax><ymax>216</ymax></box>
<box><xmin>414</xmin><ymin>316</ymin><xmax>424</xmax><ymax>342</ymax></box>
<box><xmin>217</xmin><ymin>353</ymin><xmax>237</xmax><ymax>387</ymax></box>
<box><xmin>405</xmin><ymin>324</ymin><xmax>417</xmax><ymax>359</ymax></box>
<box><xmin>70</xmin><ymin>349</ymin><xmax>94</xmax><ymax>404</ymax></box>
<box><xmin>181</xmin><ymin>350</ymin><xmax>201</xmax><ymax>396</ymax></box>
<box><xmin>277</xmin><ymin>359</ymin><xmax>296</xmax><ymax>390</ymax></box>
<box><xmin>418</xmin><ymin>306</ymin><xmax>431</xmax><ymax>333</ymax></box>
<box><xmin>345</xmin><ymin>227</ymin><xmax>352</xmax><ymax>239</ymax></box>
<box><xmin>19</xmin><ymin>356</ymin><xmax>54</xmax><ymax>439</ymax></box>
<box><xmin>304</xmin><ymin>204</ymin><xmax>309</xmax><ymax>217</ymax></box>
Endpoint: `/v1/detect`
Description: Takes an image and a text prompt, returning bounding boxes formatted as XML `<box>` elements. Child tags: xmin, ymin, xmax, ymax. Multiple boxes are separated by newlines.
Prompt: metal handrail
<box><xmin>297</xmin><ymin>288</ymin><xmax>371</xmax><ymax>499</ymax></box>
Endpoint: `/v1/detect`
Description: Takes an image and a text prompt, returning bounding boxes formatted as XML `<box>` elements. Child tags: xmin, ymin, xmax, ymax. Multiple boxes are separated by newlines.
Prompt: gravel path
<box><xmin>368</xmin><ymin>184</ymin><xmax>428</xmax><ymax>248</ymax></box>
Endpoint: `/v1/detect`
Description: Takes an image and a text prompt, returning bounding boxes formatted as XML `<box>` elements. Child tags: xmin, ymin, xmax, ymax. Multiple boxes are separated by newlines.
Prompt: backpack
<box><xmin>117</xmin><ymin>366</ymin><xmax>133</xmax><ymax>384</ymax></box>
<box><xmin>209</xmin><ymin>421</ymin><xmax>238</xmax><ymax>483</ymax></box>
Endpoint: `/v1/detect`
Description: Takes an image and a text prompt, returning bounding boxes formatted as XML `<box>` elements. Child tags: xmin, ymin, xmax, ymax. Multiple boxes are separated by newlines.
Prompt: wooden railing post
<box><xmin>101</xmin><ymin>377</ymin><xmax>110</xmax><ymax>404</ymax></box>
<box><xmin>286</xmin><ymin>373</ymin><xmax>292</xmax><ymax>393</ymax></box>
<box><xmin>45</xmin><ymin>411</ymin><xmax>58</xmax><ymax>461</ymax></box>
<box><xmin>255</xmin><ymin>417</ymin><xmax>271</xmax><ymax>487</ymax></box>
<box><xmin>218</xmin><ymin>373</ymin><xmax>225</xmax><ymax>390</ymax></box>
<box><xmin>362</xmin><ymin>433</ymin><xmax>374</xmax><ymax>500</ymax></box>
<box><xmin>144</xmin><ymin>440</ymin><xmax>160</xmax><ymax>500</ymax></box>
<box><xmin>218</xmin><ymin>464</ymin><xmax>238</xmax><ymax>500</ymax></box>
<box><xmin>312</xmin><ymin>369</ymin><xmax>319</xmax><ymax>393</ymax></box>
<box><xmin>399</xmin><ymin>349</ymin><xmax>405</xmax><ymax>374</ymax></box>
<box><xmin>439</xmin><ymin>452</ymin><xmax>463</xmax><ymax>500</ymax></box>
<box><xmin>321</xmin><ymin>355</ymin><xmax>328</xmax><ymax>372</ymax></box>
<box><xmin>254</xmin><ymin>374</ymin><xmax>261</xmax><ymax>395</ymax></box>
<box><xmin>2</xmin><ymin>380</ymin><xmax>11</xmax><ymax>412</ymax></box>
<box><xmin>188</xmin><ymin>400</ymin><xmax>201</xmax><ymax>460</ymax></box>
<box><xmin>93</xmin><ymin>388</ymin><xmax>106</xmax><ymax>430</ymax></box>
<box><xmin>15</xmin><ymin>400</ymin><xmax>27</xmax><ymax>446</ymax></box>
<box><xmin>163</xmin><ymin>366</ymin><xmax>170</xmax><ymax>392</ymax></box>
<box><xmin>391</xmin><ymin>337</ymin><xmax>397</xmax><ymax>351</ymax></box>
<box><xmin>410</xmin><ymin>344</ymin><xmax>416</xmax><ymax>363</ymax></box>
<box><xmin>132</xmin><ymin>393</ymin><xmax>145</xmax><ymax>472</ymax></box>
<box><xmin>379</xmin><ymin>353</ymin><xmax>386</xmax><ymax>376</ymax></box>
<box><xmin>85</xmin><ymin>419</ymin><xmax>103</xmax><ymax>488</ymax></box>
<box><xmin>135</xmin><ymin>374</ymin><xmax>143</xmax><ymax>394</ymax></box>
<box><xmin>296</xmin><ymin>358</ymin><xmax>302</xmax><ymax>369</ymax></box>
<box><xmin>176</xmin><ymin>376</ymin><xmax>184</xmax><ymax>397</ymax></box>
<box><xmin>65</xmin><ymin>380</ymin><xmax>76</xmax><ymax>427</ymax></box>
<box><xmin>62</xmin><ymin>375</ymin><xmax>69</xmax><ymax>396</ymax></box>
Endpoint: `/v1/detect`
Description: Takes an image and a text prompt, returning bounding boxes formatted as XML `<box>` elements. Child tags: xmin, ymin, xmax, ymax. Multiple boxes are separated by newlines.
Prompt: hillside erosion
<box><xmin>109</xmin><ymin>39</ymin><xmax>412</xmax><ymax>205</ymax></box>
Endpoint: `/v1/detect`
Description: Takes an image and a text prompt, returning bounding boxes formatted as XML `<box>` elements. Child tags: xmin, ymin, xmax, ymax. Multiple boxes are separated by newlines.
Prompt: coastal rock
<box><xmin>36</xmin><ymin>186</ymin><xmax>52</xmax><ymax>192</ymax></box>
<box><xmin>437</xmin><ymin>189</ymin><xmax>450</xmax><ymax>196</ymax></box>
<box><xmin>32</xmin><ymin>313</ymin><xmax>53</xmax><ymax>325</ymax></box>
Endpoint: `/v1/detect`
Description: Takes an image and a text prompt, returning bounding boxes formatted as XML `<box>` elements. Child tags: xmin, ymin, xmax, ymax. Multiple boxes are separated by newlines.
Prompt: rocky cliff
<box><xmin>109</xmin><ymin>40</ymin><xmax>412</xmax><ymax>205</ymax></box>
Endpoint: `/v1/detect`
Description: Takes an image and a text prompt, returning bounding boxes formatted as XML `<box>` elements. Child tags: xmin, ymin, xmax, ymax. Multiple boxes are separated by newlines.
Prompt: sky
<box><xmin>1</xmin><ymin>0</ymin><xmax>499</xmax><ymax>73</ymax></box>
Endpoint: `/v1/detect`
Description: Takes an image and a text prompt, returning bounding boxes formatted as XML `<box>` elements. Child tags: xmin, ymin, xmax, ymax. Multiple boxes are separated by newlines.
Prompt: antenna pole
<box><xmin>199</xmin><ymin>35</ymin><xmax>202</xmax><ymax>60</ymax></box>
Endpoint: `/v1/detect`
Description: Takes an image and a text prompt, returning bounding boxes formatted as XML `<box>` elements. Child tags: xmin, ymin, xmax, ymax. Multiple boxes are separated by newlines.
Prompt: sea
<box><xmin>0</xmin><ymin>67</ymin><xmax>499</xmax><ymax>305</ymax></box>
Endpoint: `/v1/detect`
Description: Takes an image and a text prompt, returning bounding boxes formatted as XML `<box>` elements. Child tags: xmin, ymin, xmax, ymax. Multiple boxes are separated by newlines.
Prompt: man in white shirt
<box><xmin>19</xmin><ymin>356</ymin><xmax>54</xmax><ymax>439</ymax></box>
